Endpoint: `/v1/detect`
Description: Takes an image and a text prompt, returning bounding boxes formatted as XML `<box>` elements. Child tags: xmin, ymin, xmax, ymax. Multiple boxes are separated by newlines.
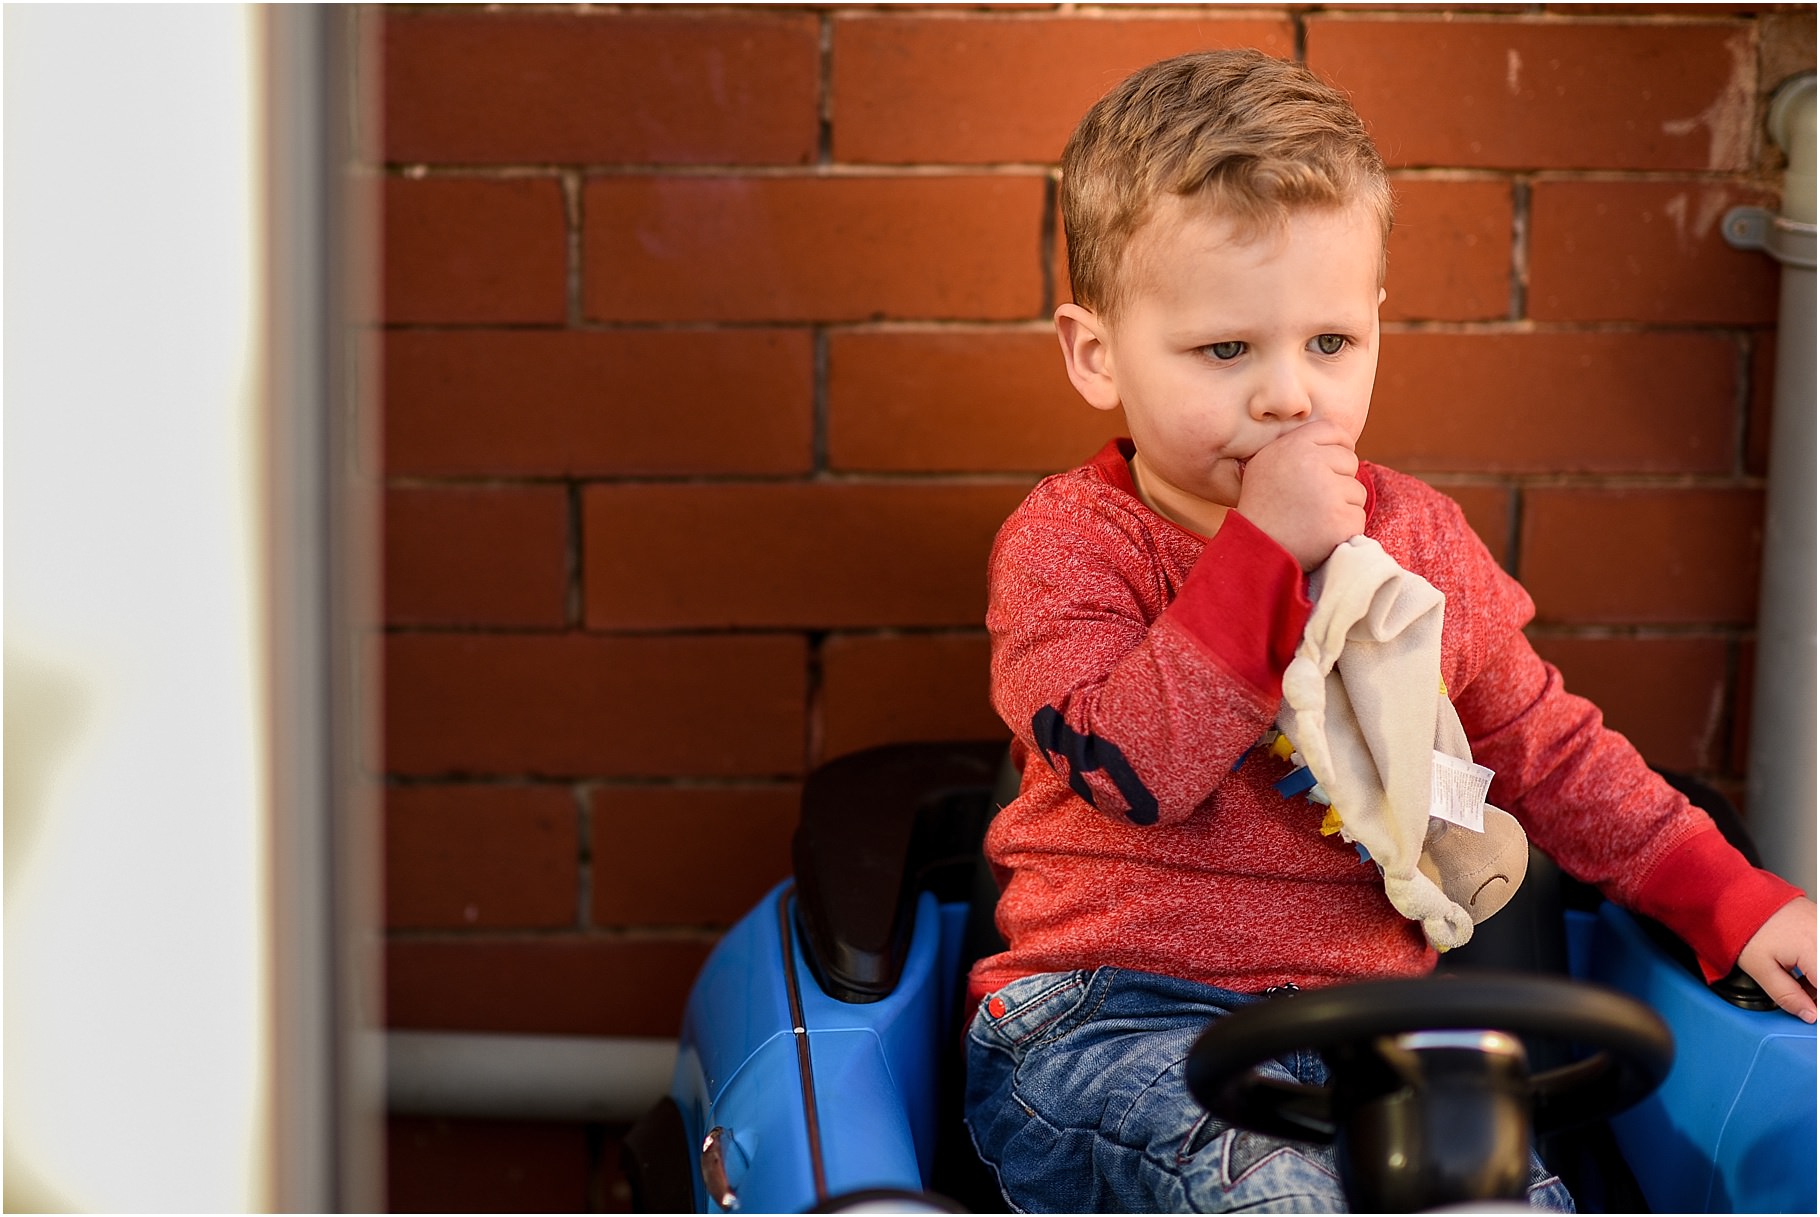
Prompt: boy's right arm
<box><xmin>988</xmin><ymin>490</ymin><xmax>1310</xmax><ymax>828</ymax></box>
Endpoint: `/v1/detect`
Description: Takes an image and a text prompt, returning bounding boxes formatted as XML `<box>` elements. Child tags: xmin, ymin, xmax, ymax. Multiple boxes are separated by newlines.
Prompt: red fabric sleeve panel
<box><xmin>1169</xmin><ymin>511</ymin><xmax>1310</xmax><ymax>695</ymax></box>
<box><xmin>984</xmin><ymin>447</ymin><xmax>1290</xmax><ymax>828</ymax></box>
<box><xmin>1627</xmin><ymin>826</ymin><xmax>1807</xmax><ymax>981</ymax></box>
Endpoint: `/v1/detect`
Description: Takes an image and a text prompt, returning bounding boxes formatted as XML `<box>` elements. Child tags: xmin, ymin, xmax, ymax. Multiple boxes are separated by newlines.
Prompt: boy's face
<box><xmin>1056</xmin><ymin>199</ymin><xmax>1384</xmax><ymax>537</ymax></box>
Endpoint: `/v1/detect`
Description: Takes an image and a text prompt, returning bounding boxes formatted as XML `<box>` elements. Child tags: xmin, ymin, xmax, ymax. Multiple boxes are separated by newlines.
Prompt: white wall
<box><xmin>5</xmin><ymin>6</ymin><xmax>274</xmax><ymax>1209</ymax></box>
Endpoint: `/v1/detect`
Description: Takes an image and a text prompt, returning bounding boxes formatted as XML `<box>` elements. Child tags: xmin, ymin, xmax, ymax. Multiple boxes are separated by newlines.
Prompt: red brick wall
<box><xmin>377</xmin><ymin>5</ymin><xmax>1813</xmax><ymax>1209</ymax></box>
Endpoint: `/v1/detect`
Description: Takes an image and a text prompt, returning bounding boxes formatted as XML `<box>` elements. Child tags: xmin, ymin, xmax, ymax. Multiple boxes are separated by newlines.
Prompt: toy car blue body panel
<box><xmin>645</xmin><ymin>742</ymin><xmax>1816</xmax><ymax>1214</ymax></box>
<box><xmin>665</xmin><ymin>886</ymin><xmax>1816</xmax><ymax>1214</ymax></box>
<box><xmin>1577</xmin><ymin>903</ymin><xmax>1817</xmax><ymax>1214</ymax></box>
<box><xmin>668</xmin><ymin>882</ymin><xmax>946</xmax><ymax>1212</ymax></box>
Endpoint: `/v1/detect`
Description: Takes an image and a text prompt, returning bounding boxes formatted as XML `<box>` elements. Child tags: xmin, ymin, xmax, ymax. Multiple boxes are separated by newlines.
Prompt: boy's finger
<box><xmin>1778</xmin><ymin>985</ymin><xmax>1817</xmax><ymax>1024</ymax></box>
<box><xmin>1294</xmin><ymin>418</ymin><xmax>1356</xmax><ymax>447</ymax></box>
<box><xmin>1757</xmin><ymin>966</ymin><xmax>1818</xmax><ymax>1023</ymax></box>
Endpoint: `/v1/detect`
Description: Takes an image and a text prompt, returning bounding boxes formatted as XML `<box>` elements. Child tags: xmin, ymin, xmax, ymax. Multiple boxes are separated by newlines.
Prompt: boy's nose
<box><xmin>1249</xmin><ymin>361</ymin><xmax>1313</xmax><ymax>421</ymax></box>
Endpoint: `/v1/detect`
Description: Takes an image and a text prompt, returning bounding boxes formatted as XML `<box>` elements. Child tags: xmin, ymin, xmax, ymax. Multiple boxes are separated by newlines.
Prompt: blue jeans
<box><xmin>964</xmin><ymin>968</ymin><xmax>1575</xmax><ymax>1213</ymax></box>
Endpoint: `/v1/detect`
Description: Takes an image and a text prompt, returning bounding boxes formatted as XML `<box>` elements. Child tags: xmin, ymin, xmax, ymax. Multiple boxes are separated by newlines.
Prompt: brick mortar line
<box><xmin>381</xmin><ymin>319</ymin><xmax>829</xmax><ymax>333</ymax></box>
<box><xmin>384</xmin><ymin>774</ymin><xmax>808</xmax><ymax>791</ymax></box>
<box><xmin>820</xmin><ymin>318</ymin><xmax>1063</xmax><ymax>335</ymax></box>
<box><xmin>1509</xmin><ymin>175</ymin><xmax>1532</xmax><ymax>321</ymax></box>
<box><xmin>1501</xmin><ymin>481</ymin><xmax>1525</xmax><ymax>578</ymax></box>
<box><xmin>583</xmin><ymin>776</ymin><xmax>811</xmax><ymax>794</ymax></box>
<box><xmin>376</xmin><ymin>596</ymin><xmax>1763</xmax><ymax>642</ymax></box>
<box><xmin>1379</xmin><ymin>320</ymin><xmax>1775</xmax><ymax>335</ymax></box>
<box><xmin>1413</xmin><ymin>471</ymin><xmax>1766</xmax><ymax>488</ymax></box>
<box><xmin>1041</xmin><ymin>170</ymin><xmax>1062</xmax><ymax>312</ymax></box>
<box><xmin>1296</xmin><ymin>6</ymin><xmax>1754</xmax><ymax>27</ymax></box>
<box><xmin>561</xmin><ymin>169</ymin><xmax>585</xmax><ymax>328</ymax></box>
<box><xmin>379</xmin><ymin>616</ymin><xmax>1760</xmax><ymax>644</ymax></box>
<box><xmin>374</xmin><ymin>319</ymin><xmax>1776</xmax><ymax>335</ymax></box>
<box><xmin>389</xmin><ymin>162</ymin><xmax>1059</xmax><ymax>177</ymax></box>
<box><xmin>1525</xmin><ymin>624</ymin><xmax>1753</xmax><ymax>640</ymax></box>
<box><xmin>805</xmin><ymin>629</ymin><xmax>829</xmax><ymax>774</ymax></box>
<box><xmin>379</xmin><ymin>622</ymin><xmax>988</xmax><ymax>639</ymax></box>
<box><xmin>572</xmin><ymin>782</ymin><xmax>594</xmax><ymax>931</ymax></box>
<box><xmin>387</xmin><ymin>474</ymin><xmax>587</xmax><ymax>489</ymax></box>
<box><xmin>1417</xmin><ymin>474</ymin><xmax>1771</xmax><ymax>491</ymax></box>
<box><xmin>1719</xmin><ymin>640</ymin><xmax>1746</xmax><ymax>762</ymax></box>
<box><xmin>379</xmin><ymin>319</ymin><xmax>1060</xmax><ymax>334</ymax></box>
<box><xmin>564</xmin><ymin>481</ymin><xmax>585</xmax><ymax>629</ymax></box>
<box><xmin>851</xmin><ymin>5</ymin><xmax>1296</xmax><ymax>22</ymax></box>
<box><xmin>1486</xmin><ymin>467</ymin><xmax>1769</xmax><ymax>484</ymax></box>
<box><xmin>818</xmin><ymin>624</ymin><xmax>996</xmax><ymax>639</ymax></box>
<box><xmin>398</xmin><ymin>620</ymin><xmax>900</xmax><ymax>639</ymax></box>
<box><xmin>384</xmin><ymin>925</ymin><xmax>726</xmax><ymax>945</ymax></box>
<box><xmin>1385</xmin><ymin>169</ymin><xmax>1772</xmax><ymax>183</ymax></box>
<box><xmin>382</xmin><ymin>162</ymin><xmax>1781</xmax><ymax>183</ymax></box>
<box><xmin>1728</xmin><ymin>331</ymin><xmax>1758</xmax><ymax>478</ymax></box>
<box><xmin>381</xmin><ymin>470</ymin><xmax>1764</xmax><ymax>491</ymax></box>
<box><xmin>390</xmin><ymin>469</ymin><xmax>1048</xmax><ymax>486</ymax></box>
<box><xmin>387</xmin><ymin>772</ymin><xmax>816</xmax><ymax>788</ymax></box>
<box><xmin>384</xmin><ymin>2</ymin><xmax>1760</xmax><ymax>23</ymax></box>
<box><xmin>811</xmin><ymin>327</ymin><xmax>831</xmax><ymax>476</ymax></box>
<box><xmin>817</xmin><ymin>9</ymin><xmax>835</xmax><ymax>167</ymax></box>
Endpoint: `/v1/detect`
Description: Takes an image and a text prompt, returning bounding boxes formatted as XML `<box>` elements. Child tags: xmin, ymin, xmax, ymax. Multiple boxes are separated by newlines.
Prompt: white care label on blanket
<box><xmin>1431</xmin><ymin>752</ymin><xmax>1493</xmax><ymax>832</ymax></box>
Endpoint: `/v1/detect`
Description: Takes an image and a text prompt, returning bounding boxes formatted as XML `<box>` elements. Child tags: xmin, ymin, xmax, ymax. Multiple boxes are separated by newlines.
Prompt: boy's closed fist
<box><xmin>1236</xmin><ymin>419</ymin><xmax>1368</xmax><ymax>571</ymax></box>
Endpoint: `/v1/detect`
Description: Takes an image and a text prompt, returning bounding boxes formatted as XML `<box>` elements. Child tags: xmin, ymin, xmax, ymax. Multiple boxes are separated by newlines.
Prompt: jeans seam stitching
<box><xmin>1008</xmin><ymin>970</ymin><xmax>1098</xmax><ymax>1048</ymax></box>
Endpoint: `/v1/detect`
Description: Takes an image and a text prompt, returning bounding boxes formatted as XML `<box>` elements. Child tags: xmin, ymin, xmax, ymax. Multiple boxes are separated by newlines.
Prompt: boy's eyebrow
<box><xmin>1156</xmin><ymin>315</ymin><xmax>1247</xmax><ymax>345</ymax></box>
<box><xmin>1161</xmin><ymin>308</ymin><xmax>1376</xmax><ymax>343</ymax></box>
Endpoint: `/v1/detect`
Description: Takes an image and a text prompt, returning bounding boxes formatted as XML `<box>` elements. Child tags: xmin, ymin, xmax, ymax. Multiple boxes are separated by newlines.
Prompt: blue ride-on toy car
<box><xmin>624</xmin><ymin>741</ymin><xmax>1816</xmax><ymax>1213</ymax></box>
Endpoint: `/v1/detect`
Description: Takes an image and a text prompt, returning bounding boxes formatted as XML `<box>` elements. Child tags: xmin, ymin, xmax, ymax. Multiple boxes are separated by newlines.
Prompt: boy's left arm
<box><xmin>1456</xmin><ymin>632</ymin><xmax>1813</xmax><ymax>1015</ymax></box>
<box><xmin>1738</xmin><ymin>896</ymin><xmax>1818</xmax><ymax>1023</ymax></box>
<box><xmin>1457</xmin><ymin>636</ymin><xmax>1814</xmax><ymax>1017</ymax></box>
<box><xmin>1399</xmin><ymin>488</ymin><xmax>1813</xmax><ymax>1016</ymax></box>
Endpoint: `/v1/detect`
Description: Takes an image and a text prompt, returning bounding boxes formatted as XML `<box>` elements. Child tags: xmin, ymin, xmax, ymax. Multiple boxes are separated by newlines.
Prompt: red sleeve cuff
<box><xmin>1629</xmin><ymin>826</ymin><xmax>1807</xmax><ymax>981</ymax></box>
<box><xmin>1167</xmin><ymin>511</ymin><xmax>1310</xmax><ymax>695</ymax></box>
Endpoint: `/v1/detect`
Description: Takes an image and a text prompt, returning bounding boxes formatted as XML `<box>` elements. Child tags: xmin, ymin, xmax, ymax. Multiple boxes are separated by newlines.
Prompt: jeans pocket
<box><xmin>970</xmin><ymin>970</ymin><xmax>1099</xmax><ymax>1054</ymax></box>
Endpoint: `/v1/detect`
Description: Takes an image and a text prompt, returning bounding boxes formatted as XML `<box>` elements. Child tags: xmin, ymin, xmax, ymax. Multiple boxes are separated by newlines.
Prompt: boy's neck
<box><xmin>1128</xmin><ymin>450</ymin><xmax>1231</xmax><ymax>539</ymax></box>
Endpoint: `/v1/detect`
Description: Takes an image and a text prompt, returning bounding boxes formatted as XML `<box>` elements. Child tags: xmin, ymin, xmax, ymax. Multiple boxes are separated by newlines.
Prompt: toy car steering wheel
<box><xmin>1186</xmin><ymin>972</ymin><xmax>1673</xmax><ymax>1210</ymax></box>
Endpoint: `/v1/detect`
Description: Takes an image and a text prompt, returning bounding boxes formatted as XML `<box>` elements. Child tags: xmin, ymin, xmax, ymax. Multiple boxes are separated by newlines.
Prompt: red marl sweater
<box><xmin>971</xmin><ymin>439</ymin><xmax>1801</xmax><ymax>1005</ymax></box>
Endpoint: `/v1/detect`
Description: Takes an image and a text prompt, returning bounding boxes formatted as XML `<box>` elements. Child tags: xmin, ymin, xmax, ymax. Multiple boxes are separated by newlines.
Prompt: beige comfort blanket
<box><xmin>1277</xmin><ymin>536</ymin><xmax>1528</xmax><ymax>951</ymax></box>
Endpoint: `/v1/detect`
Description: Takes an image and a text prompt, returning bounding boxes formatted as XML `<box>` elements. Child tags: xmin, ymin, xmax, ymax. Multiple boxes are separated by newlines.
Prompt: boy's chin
<box><xmin>1212</xmin><ymin>462</ymin><xmax>1247</xmax><ymax>507</ymax></box>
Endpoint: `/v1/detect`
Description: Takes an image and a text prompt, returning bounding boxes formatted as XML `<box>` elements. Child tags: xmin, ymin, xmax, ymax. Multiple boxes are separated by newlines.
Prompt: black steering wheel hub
<box><xmin>1185</xmin><ymin>972</ymin><xmax>1673</xmax><ymax>1211</ymax></box>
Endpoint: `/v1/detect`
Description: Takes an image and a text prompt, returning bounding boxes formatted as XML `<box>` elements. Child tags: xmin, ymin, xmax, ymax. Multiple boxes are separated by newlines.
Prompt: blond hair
<box><xmin>1061</xmin><ymin>49</ymin><xmax>1393</xmax><ymax>320</ymax></box>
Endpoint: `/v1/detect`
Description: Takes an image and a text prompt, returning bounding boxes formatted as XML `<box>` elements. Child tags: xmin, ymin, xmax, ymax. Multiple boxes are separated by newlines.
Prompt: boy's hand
<box><xmin>1737</xmin><ymin>896</ymin><xmax>1817</xmax><ymax>1022</ymax></box>
<box><xmin>1236</xmin><ymin>419</ymin><xmax>1368</xmax><ymax>571</ymax></box>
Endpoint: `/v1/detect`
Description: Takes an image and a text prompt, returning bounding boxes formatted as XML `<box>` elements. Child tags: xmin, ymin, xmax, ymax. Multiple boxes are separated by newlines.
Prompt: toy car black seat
<box><xmin>790</xmin><ymin>740</ymin><xmax>1011</xmax><ymax>1004</ymax></box>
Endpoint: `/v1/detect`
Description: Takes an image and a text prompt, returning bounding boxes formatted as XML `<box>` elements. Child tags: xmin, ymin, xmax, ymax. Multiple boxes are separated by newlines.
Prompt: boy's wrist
<box><xmin>1629</xmin><ymin>826</ymin><xmax>1807</xmax><ymax>981</ymax></box>
<box><xmin>1168</xmin><ymin>512</ymin><xmax>1311</xmax><ymax>693</ymax></box>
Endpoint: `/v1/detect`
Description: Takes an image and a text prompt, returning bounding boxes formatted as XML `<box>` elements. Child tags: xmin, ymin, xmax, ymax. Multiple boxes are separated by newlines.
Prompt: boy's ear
<box><xmin>1054</xmin><ymin>303</ymin><xmax>1122</xmax><ymax>413</ymax></box>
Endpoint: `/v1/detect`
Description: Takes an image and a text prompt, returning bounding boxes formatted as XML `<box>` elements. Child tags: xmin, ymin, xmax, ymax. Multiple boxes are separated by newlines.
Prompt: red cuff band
<box><xmin>1630</xmin><ymin>827</ymin><xmax>1806</xmax><ymax>981</ymax></box>
<box><xmin>1169</xmin><ymin>512</ymin><xmax>1310</xmax><ymax>694</ymax></box>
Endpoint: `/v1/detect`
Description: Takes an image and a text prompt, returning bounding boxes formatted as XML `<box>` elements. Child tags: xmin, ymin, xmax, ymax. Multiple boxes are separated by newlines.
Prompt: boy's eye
<box><xmin>1312</xmin><ymin>334</ymin><xmax>1347</xmax><ymax>356</ymax></box>
<box><xmin>1205</xmin><ymin>341</ymin><xmax>1245</xmax><ymax>360</ymax></box>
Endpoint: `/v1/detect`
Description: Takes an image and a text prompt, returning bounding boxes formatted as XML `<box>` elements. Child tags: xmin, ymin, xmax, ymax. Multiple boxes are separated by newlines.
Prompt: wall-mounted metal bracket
<box><xmin>1723</xmin><ymin>206</ymin><xmax>1817</xmax><ymax>270</ymax></box>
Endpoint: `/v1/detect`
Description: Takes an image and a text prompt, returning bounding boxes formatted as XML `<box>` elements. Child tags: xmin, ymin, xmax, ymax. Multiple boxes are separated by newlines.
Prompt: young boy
<box><xmin>965</xmin><ymin>48</ymin><xmax>1816</xmax><ymax>1213</ymax></box>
